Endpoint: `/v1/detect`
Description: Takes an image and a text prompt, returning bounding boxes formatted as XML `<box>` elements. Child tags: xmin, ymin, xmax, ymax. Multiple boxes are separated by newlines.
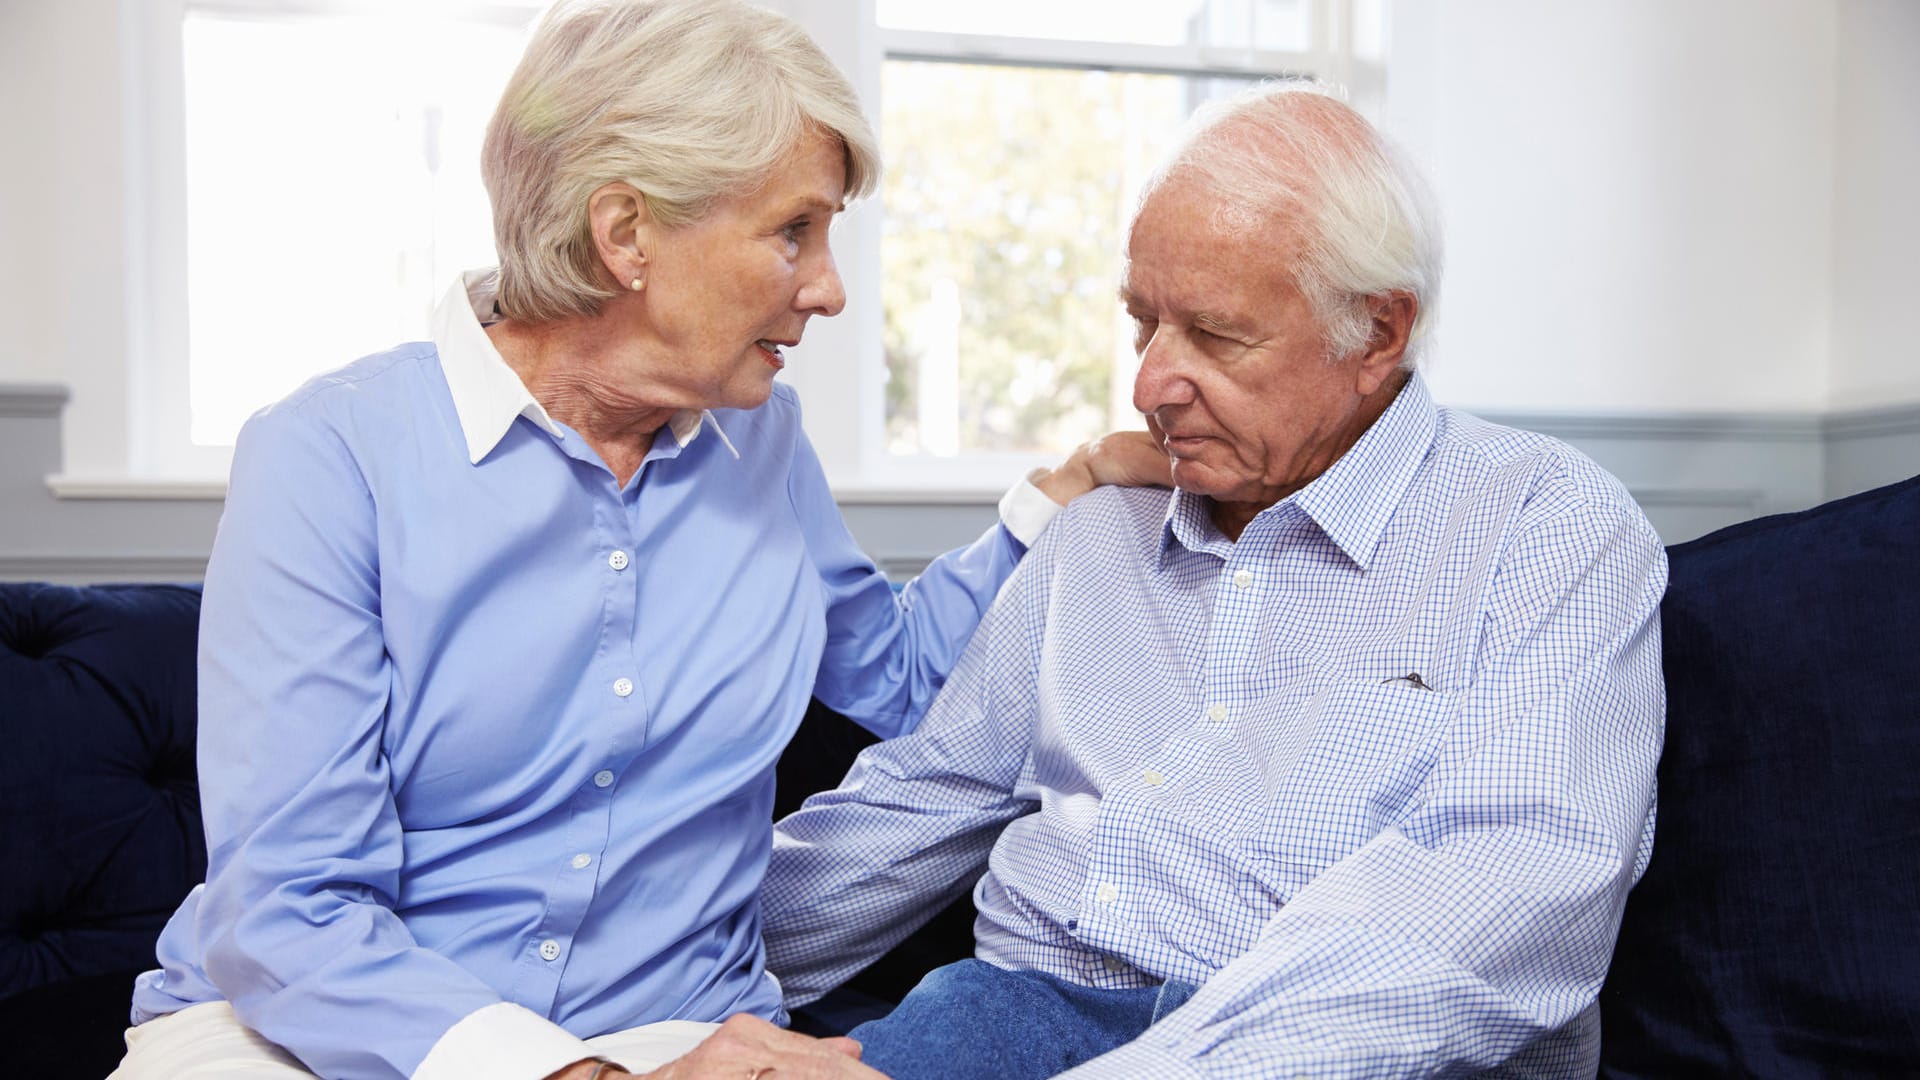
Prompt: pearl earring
<box><xmin>629</xmin><ymin>278</ymin><xmax>643</xmax><ymax>291</ymax></box>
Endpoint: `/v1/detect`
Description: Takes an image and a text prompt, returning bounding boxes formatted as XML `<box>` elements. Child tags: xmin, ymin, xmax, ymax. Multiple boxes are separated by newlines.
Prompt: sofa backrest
<box><xmin>1598</xmin><ymin>474</ymin><xmax>1920</xmax><ymax>1076</ymax></box>
<box><xmin>0</xmin><ymin>583</ymin><xmax>205</xmax><ymax>1002</ymax></box>
<box><xmin>7</xmin><ymin>471</ymin><xmax>1918</xmax><ymax>1072</ymax></box>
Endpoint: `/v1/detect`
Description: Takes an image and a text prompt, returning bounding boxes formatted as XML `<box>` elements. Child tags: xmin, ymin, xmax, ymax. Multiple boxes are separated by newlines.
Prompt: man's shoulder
<box><xmin>1016</xmin><ymin>484</ymin><xmax>1174</xmax><ymax>584</ymax></box>
<box><xmin>1050</xmin><ymin>484</ymin><xmax>1176</xmax><ymax>543</ymax></box>
<box><xmin>1428</xmin><ymin>406</ymin><xmax>1649</xmax><ymax>529</ymax></box>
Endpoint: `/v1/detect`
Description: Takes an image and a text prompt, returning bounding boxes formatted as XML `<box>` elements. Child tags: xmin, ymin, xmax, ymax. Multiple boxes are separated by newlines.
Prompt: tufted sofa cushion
<box><xmin>1598</xmin><ymin>474</ymin><xmax>1920</xmax><ymax>1076</ymax></box>
<box><xmin>0</xmin><ymin>583</ymin><xmax>205</xmax><ymax>1005</ymax></box>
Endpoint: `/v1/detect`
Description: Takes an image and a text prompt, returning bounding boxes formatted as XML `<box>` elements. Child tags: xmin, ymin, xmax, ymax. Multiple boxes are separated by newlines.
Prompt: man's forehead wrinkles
<box><xmin>1122</xmin><ymin>260</ymin><xmax>1258</xmax><ymax>323</ymax></box>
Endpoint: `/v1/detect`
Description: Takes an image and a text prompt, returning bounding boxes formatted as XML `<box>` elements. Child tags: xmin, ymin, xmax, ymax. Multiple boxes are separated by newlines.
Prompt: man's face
<box><xmin>1124</xmin><ymin>175</ymin><xmax>1396</xmax><ymax>516</ymax></box>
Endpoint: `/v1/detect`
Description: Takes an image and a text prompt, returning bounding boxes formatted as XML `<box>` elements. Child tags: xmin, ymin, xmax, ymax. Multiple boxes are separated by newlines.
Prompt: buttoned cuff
<box><xmin>998</xmin><ymin>470</ymin><xmax>1065</xmax><ymax>548</ymax></box>
<box><xmin>1054</xmin><ymin>1040</ymin><xmax>1206</xmax><ymax>1080</ymax></box>
<box><xmin>412</xmin><ymin>1001</ymin><xmax>597</xmax><ymax>1080</ymax></box>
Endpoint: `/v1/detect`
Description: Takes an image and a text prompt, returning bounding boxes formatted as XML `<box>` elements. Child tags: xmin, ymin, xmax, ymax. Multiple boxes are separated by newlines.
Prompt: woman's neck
<box><xmin>486</xmin><ymin>314</ymin><xmax>682</xmax><ymax>486</ymax></box>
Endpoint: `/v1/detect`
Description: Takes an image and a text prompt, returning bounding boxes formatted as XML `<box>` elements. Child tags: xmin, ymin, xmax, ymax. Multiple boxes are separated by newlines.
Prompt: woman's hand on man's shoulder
<box><xmin>1033</xmin><ymin>428</ymin><xmax>1173</xmax><ymax>506</ymax></box>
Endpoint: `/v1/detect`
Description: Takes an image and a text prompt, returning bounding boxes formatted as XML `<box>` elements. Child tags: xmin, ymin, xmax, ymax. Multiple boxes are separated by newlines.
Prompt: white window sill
<box><xmin>829</xmin><ymin>482</ymin><xmax>1009</xmax><ymax>504</ymax></box>
<box><xmin>43</xmin><ymin>473</ymin><xmax>1016</xmax><ymax>505</ymax></box>
<box><xmin>45</xmin><ymin>475</ymin><xmax>229</xmax><ymax>501</ymax></box>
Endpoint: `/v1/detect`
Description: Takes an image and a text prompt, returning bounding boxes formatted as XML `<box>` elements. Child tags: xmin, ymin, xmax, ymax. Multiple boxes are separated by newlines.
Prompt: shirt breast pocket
<box><xmin>1236</xmin><ymin>679</ymin><xmax>1458</xmax><ymax>894</ymax></box>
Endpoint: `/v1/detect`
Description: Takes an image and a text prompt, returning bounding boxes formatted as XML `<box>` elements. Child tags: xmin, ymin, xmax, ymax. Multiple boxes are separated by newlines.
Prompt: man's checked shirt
<box><xmin>762</xmin><ymin>372</ymin><xmax>1669</xmax><ymax>1079</ymax></box>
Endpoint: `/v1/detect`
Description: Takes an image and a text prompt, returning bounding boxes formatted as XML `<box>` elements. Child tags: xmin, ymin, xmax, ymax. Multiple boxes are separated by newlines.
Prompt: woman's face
<box><xmin>637</xmin><ymin>130</ymin><xmax>848</xmax><ymax>411</ymax></box>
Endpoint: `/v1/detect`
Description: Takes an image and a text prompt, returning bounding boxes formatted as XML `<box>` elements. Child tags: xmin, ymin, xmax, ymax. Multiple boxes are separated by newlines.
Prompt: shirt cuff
<box><xmin>412</xmin><ymin>1001</ymin><xmax>598</xmax><ymax>1080</ymax></box>
<box><xmin>998</xmin><ymin>470</ymin><xmax>1065</xmax><ymax>548</ymax></box>
<box><xmin>1054</xmin><ymin>1040</ymin><xmax>1206</xmax><ymax>1080</ymax></box>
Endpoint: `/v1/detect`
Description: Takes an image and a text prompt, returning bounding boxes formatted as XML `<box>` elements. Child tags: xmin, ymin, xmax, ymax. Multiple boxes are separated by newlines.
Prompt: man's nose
<box><xmin>1131</xmin><ymin>330</ymin><xmax>1193</xmax><ymax>416</ymax></box>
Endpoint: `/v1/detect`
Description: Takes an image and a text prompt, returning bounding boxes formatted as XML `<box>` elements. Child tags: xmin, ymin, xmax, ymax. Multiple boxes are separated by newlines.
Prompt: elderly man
<box><xmin>761</xmin><ymin>83</ymin><xmax>1666</xmax><ymax>1080</ymax></box>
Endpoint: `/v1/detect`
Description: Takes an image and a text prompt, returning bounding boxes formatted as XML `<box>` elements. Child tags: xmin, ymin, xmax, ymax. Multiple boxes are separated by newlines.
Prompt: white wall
<box><xmin>1391</xmin><ymin>0</ymin><xmax>1843</xmax><ymax>414</ymax></box>
<box><xmin>1830</xmin><ymin>0</ymin><xmax>1920</xmax><ymax>410</ymax></box>
<box><xmin>0</xmin><ymin>0</ymin><xmax>134</xmax><ymax>475</ymax></box>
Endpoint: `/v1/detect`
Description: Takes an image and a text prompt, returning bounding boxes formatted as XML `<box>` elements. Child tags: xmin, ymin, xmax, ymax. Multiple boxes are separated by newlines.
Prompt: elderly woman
<box><xmin>110</xmin><ymin>2</ymin><xmax>1160</xmax><ymax>1078</ymax></box>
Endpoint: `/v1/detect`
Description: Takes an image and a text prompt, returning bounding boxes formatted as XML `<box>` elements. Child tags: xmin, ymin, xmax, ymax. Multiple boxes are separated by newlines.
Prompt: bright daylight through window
<box><xmin>167</xmin><ymin>0</ymin><xmax>1377</xmax><ymax>480</ymax></box>
<box><xmin>181</xmin><ymin>7</ymin><xmax>523</xmax><ymax>447</ymax></box>
<box><xmin>874</xmin><ymin>0</ymin><xmax>1371</xmax><ymax>462</ymax></box>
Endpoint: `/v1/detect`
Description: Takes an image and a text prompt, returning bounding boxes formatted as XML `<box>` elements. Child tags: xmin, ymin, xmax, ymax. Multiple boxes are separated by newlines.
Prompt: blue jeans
<box><xmin>846</xmin><ymin>960</ymin><xmax>1197</xmax><ymax>1080</ymax></box>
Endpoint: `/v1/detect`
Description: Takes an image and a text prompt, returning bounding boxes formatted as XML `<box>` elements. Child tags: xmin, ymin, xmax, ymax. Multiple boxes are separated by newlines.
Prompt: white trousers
<box><xmin>108</xmin><ymin>1001</ymin><xmax>720</xmax><ymax>1079</ymax></box>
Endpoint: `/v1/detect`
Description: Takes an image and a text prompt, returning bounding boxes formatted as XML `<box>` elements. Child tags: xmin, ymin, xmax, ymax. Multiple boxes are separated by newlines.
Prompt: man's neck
<box><xmin>1209</xmin><ymin>499</ymin><xmax>1269</xmax><ymax>543</ymax></box>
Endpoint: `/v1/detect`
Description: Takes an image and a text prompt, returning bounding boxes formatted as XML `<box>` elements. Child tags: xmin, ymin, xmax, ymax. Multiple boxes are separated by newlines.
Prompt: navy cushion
<box><xmin>0</xmin><ymin>584</ymin><xmax>205</xmax><ymax>1003</ymax></box>
<box><xmin>1598</xmin><ymin>475</ymin><xmax>1920</xmax><ymax>1077</ymax></box>
<box><xmin>0</xmin><ymin>968</ymin><xmax>154</xmax><ymax>1079</ymax></box>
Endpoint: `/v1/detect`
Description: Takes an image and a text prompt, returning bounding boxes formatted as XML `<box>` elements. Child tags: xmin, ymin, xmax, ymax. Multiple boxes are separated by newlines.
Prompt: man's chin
<box><xmin>1169</xmin><ymin>461</ymin><xmax>1236</xmax><ymax>500</ymax></box>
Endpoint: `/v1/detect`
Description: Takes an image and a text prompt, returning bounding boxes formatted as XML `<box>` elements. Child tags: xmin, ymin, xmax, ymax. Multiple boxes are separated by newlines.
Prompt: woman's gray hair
<box><xmin>1142</xmin><ymin>81</ymin><xmax>1443</xmax><ymax>368</ymax></box>
<box><xmin>482</xmin><ymin>0</ymin><xmax>880</xmax><ymax>323</ymax></box>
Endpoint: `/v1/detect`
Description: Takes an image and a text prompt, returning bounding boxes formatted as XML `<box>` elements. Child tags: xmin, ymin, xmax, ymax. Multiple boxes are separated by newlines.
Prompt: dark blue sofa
<box><xmin>4</xmin><ymin>475</ymin><xmax>1917</xmax><ymax>1079</ymax></box>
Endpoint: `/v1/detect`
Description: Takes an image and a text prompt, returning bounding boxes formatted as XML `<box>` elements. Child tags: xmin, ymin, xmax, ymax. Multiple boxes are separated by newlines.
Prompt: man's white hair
<box><xmin>1139</xmin><ymin>81</ymin><xmax>1443</xmax><ymax>368</ymax></box>
<box><xmin>482</xmin><ymin>0</ymin><xmax>880</xmax><ymax>323</ymax></box>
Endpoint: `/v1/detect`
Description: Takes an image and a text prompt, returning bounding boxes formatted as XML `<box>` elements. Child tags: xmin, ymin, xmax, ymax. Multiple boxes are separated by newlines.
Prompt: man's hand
<box><xmin>1033</xmin><ymin>429</ymin><xmax>1172</xmax><ymax>505</ymax></box>
<box><xmin>638</xmin><ymin>1014</ymin><xmax>888</xmax><ymax>1080</ymax></box>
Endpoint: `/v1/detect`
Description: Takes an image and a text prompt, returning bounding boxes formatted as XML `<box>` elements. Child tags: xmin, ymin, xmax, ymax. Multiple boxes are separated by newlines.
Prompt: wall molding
<box><xmin>1823</xmin><ymin>401</ymin><xmax>1920</xmax><ymax>439</ymax></box>
<box><xmin>0</xmin><ymin>554</ymin><xmax>210</xmax><ymax>584</ymax></box>
<box><xmin>1624</xmin><ymin>486</ymin><xmax>1769</xmax><ymax>510</ymax></box>
<box><xmin>0</xmin><ymin>383</ymin><xmax>70</xmax><ymax>419</ymax></box>
<box><xmin>1480</xmin><ymin>408</ymin><xmax>1825</xmax><ymax>442</ymax></box>
<box><xmin>5</xmin><ymin>384</ymin><xmax>1920</xmax><ymax>584</ymax></box>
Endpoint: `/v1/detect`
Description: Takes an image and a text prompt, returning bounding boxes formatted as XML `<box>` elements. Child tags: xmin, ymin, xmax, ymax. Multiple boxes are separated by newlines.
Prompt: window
<box><xmin>179</xmin><ymin>4</ymin><xmax>528</xmax><ymax>447</ymax></box>
<box><xmin>846</xmin><ymin>0</ymin><xmax>1384</xmax><ymax>486</ymax></box>
<box><xmin>128</xmin><ymin>0</ymin><xmax>538</xmax><ymax>478</ymax></box>
<box><xmin>123</xmin><ymin>0</ymin><xmax>1381</xmax><ymax>487</ymax></box>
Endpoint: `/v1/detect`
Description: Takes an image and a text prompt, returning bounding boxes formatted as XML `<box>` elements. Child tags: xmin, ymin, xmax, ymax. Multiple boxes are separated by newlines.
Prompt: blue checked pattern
<box><xmin>762</xmin><ymin>374</ymin><xmax>1669</xmax><ymax>1079</ymax></box>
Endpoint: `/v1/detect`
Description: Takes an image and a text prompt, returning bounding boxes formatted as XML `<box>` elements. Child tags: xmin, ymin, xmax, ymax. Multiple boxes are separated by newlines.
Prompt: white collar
<box><xmin>430</xmin><ymin>269</ymin><xmax>733</xmax><ymax>465</ymax></box>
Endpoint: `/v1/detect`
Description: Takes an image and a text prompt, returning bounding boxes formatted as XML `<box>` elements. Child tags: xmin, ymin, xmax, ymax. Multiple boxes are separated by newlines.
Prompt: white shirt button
<box><xmin>538</xmin><ymin>939</ymin><xmax>561</xmax><ymax>962</ymax></box>
<box><xmin>1102</xmin><ymin>955</ymin><xmax>1127</xmax><ymax>973</ymax></box>
<box><xmin>571</xmin><ymin>853</ymin><xmax>592</xmax><ymax>870</ymax></box>
<box><xmin>1208</xmin><ymin>703</ymin><xmax>1229</xmax><ymax>722</ymax></box>
<box><xmin>1096</xmin><ymin>882</ymin><xmax>1119</xmax><ymax>904</ymax></box>
<box><xmin>593</xmin><ymin>769</ymin><xmax>615</xmax><ymax>788</ymax></box>
<box><xmin>608</xmin><ymin>550</ymin><xmax>630</xmax><ymax>571</ymax></box>
<box><xmin>612</xmin><ymin>677</ymin><xmax>634</xmax><ymax>698</ymax></box>
<box><xmin>1232</xmin><ymin>568</ymin><xmax>1254</xmax><ymax>590</ymax></box>
<box><xmin>1140</xmin><ymin>770</ymin><xmax>1165</xmax><ymax>787</ymax></box>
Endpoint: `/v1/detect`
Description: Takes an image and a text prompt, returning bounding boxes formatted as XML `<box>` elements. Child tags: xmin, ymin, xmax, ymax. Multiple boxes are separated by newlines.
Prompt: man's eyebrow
<box><xmin>1192</xmin><ymin>311</ymin><xmax>1247</xmax><ymax>335</ymax></box>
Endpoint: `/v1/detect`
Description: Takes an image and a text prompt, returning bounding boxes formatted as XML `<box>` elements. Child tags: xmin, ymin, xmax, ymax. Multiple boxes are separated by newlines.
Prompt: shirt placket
<box><xmin>520</xmin><ymin>476</ymin><xmax>647</xmax><ymax>1016</ymax></box>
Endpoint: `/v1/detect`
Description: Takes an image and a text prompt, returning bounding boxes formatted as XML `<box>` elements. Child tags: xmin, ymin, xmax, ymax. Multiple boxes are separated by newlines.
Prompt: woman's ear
<box><xmin>588</xmin><ymin>182</ymin><xmax>650</xmax><ymax>292</ymax></box>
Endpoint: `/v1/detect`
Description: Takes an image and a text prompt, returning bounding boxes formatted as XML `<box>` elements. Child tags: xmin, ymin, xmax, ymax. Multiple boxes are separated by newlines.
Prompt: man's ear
<box><xmin>588</xmin><ymin>182</ymin><xmax>650</xmax><ymax>291</ymax></box>
<box><xmin>1352</xmin><ymin>291</ymin><xmax>1417</xmax><ymax>395</ymax></box>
